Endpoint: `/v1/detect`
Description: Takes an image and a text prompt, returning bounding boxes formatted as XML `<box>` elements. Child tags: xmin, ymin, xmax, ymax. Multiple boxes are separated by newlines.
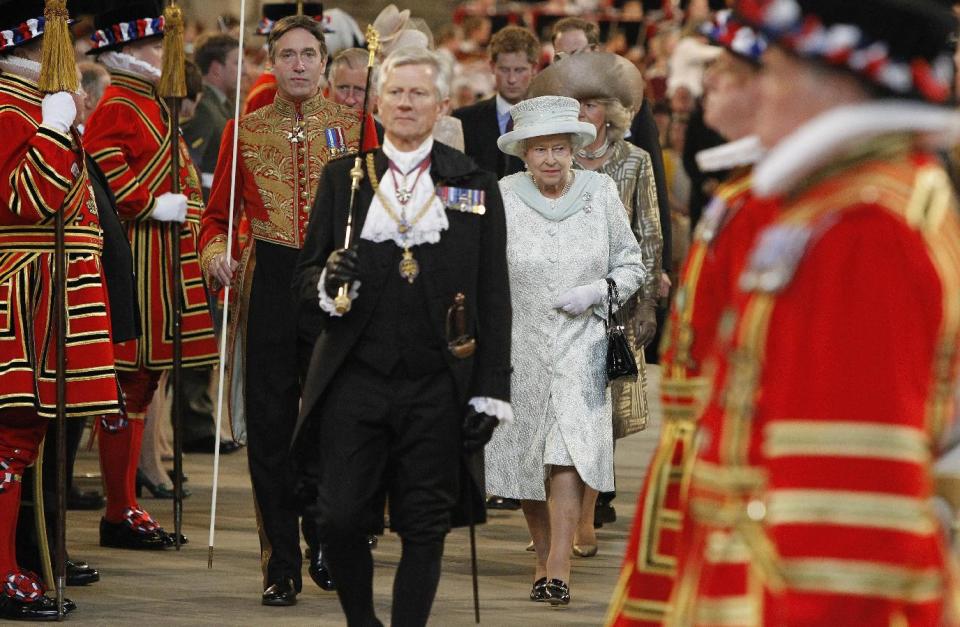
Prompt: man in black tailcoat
<box><xmin>292</xmin><ymin>45</ymin><xmax>512</xmax><ymax>627</ymax></box>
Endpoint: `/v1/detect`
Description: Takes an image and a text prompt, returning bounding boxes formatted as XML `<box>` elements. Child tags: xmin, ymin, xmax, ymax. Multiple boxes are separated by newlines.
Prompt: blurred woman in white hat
<box><xmin>484</xmin><ymin>95</ymin><xmax>645</xmax><ymax>606</ymax></box>
<box><xmin>529</xmin><ymin>51</ymin><xmax>662</xmax><ymax>558</ymax></box>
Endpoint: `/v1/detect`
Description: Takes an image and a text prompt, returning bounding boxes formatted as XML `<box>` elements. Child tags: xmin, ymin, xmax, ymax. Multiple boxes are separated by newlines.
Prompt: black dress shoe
<box><xmin>486</xmin><ymin>496</ymin><xmax>521</xmax><ymax>510</ymax></box>
<box><xmin>159</xmin><ymin>529</ymin><xmax>189</xmax><ymax>547</ymax></box>
<box><xmin>0</xmin><ymin>594</ymin><xmax>75</xmax><ymax>620</ymax></box>
<box><xmin>308</xmin><ymin>547</ymin><xmax>335</xmax><ymax>591</ymax></box>
<box><xmin>182</xmin><ymin>436</ymin><xmax>242</xmax><ymax>455</ymax></box>
<box><xmin>99</xmin><ymin>517</ymin><xmax>170</xmax><ymax>550</ymax></box>
<box><xmin>529</xmin><ymin>577</ymin><xmax>549</xmax><ymax>602</ymax></box>
<box><xmin>66</xmin><ymin>560</ymin><xmax>99</xmax><ymax>586</ymax></box>
<box><xmin>594</xmin><ymin>502</ymin><xmax>616</xmax><ymax>528</ymax></box>
<box><xmin>262</xmin><ymin>578</ymin><xmax>297</xmax><ymax>606</ymax></box>
<box><xmin>67</xmin><ymin>486</ymin><xmax>105</xmax><ymax>511</ymax></box>
<box><xmin>545</xmin><ymin>579</ymin><xmax>570</xmax><ymax>606</ymax></box>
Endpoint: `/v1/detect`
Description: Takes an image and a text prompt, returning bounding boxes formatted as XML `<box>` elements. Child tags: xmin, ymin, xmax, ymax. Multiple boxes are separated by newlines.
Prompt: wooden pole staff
<box><xmin>157</xmin><ymin>0</ymin><xmax>187</xmax><ymax>550</ymax></box>
<box><xmin>37</xmin><ymin>0</ymin><xmax>78</xmax><ymax>618</ymax></box>
<box><xmin>208</xmin><ymin>0</ymin><xmax>247</xmax><ymax>569</ymax></box>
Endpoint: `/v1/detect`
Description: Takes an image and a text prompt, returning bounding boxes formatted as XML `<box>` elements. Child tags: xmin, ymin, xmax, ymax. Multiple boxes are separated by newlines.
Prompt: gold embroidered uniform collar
<box><xmin>0</xmin><ymin>71</ymin><xmax>42</xmax><ymax>103</ymax></box>
<box><xmin>109</xmin><ymin>70</ymin><xmax>156</xmax><ymax>98</ymax></box>
<box><xmin>273</xmin><ymin>91</ymin><xmax>326</xmax><ymax>118</ymax></box>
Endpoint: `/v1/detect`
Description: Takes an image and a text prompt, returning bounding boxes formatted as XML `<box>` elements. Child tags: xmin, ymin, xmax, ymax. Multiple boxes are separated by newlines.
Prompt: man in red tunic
<box><xmin>606</xmin><ymin>12</ymin><xmax>775</xmax><ymax>626</ymax></box>
<box><xmin>671</xmin><ymin>1</ymin><xmax>960</xmax><ymax>624</ymax></box>
<box><xmin>83</xmin><ymin>0</ymin><xmax>219</xmax><ymax>550</ymax></box>
<box><xmin>200</xmin><ymin>14</ymin><xmax>360</xmax><ymax>606</ymax></box>
<box><xmin>0</xmin><ymin>0</ymin><xmax>121</xmax><ymax>618</ymax></box>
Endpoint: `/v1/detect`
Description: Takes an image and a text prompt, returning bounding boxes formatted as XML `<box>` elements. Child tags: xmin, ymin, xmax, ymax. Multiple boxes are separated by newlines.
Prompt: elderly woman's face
<box><xmin>524</xmin><ymin>134</ymin><xmax>573</xmax><ymax>189</ymax></box>
<box><xmin>578</xmin><ymin>99</ymin><xmax>606</xmax><ymax>141</ymax></box>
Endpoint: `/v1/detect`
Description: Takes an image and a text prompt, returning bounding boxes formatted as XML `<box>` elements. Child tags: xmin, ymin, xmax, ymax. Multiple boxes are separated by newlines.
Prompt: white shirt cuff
<box><xmin>469</xmin><ymin>397</ymin><xmax>513</xmax><ymax>425</ymax></box>
<box><xmin>317</xmin><ymin>268</ymin><xmax>360</xmax><ymax>317</ymax></box>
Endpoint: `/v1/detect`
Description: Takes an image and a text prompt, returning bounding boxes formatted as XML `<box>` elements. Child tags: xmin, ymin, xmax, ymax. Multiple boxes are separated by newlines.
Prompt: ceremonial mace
<box><xmin>333</xmin><ymin>25</ymin><xmax>380</xmax><ymax>314</ymax></box>
<box><xmin>37</xmin><ymin>0</ymin><xmax>77</xmax><ymax>618</ymax></box>
<box><xmin>157</xmin><ymin>0</ymin><xmax>187</xmax><ymax>550</ymax></box>
<box><xmin>207</xmin><ymin>0</ymin><xmax>247</xmax><ymax>569</ymax></box>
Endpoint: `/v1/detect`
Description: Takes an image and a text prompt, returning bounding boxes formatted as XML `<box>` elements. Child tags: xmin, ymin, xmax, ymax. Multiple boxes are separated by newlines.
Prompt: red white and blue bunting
<box><xmin>702</xmin><ymin>10</ymin><xmax>767</xmax><ymax>63</ymax></box>
<box><xmin>1</xmin><ymin>17</ymin><xmax>44</xmax><ymax>51</ymax></box>
<box><xmin>90</xmin><ymin>15</ymin><xmax>165</xmax><ymax>51</ymax></box>
<box><xmin>738</xmin><ymin>0</ymin><xmax>953</xmax><ymax>103</ymax></box>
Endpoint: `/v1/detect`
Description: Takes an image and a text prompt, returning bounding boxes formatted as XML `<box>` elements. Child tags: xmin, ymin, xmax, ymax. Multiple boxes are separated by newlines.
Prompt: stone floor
<box><xmin>51</xmin><ymin>369</ymin><xmax>662</xmax><ymax>626</ymax></box>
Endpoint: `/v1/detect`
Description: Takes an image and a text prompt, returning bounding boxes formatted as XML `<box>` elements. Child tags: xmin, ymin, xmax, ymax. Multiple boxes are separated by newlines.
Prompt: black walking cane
<box><xmin>333</xmin><ymin>24</ymin><xmax>380</xmax><ymax>314</ymax></box>
<box><xmin>157</xmin><ymin>0</ymin><xmax>187</xmax><ymax>550</ymax></box>
<box><xmin>37</xmin><ymin>0</ymin><xmax>78</xmax><ymax>618</ymax></box>
<box><xmin>465</xmin><ymin>468</ymin><xmax>481</xmax><ymax>624</ymax></box>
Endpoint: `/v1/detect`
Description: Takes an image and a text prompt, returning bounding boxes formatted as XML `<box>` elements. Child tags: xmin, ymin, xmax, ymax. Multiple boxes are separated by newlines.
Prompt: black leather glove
<box><xmin>462</xmin><ymin>408</ymin><xmax>499</xmax><ymax>452</ymax></box>
<box><xmin>323</xmin><ymin>247</ymin><xmax>360</xmax><ymax>298</ymax></box>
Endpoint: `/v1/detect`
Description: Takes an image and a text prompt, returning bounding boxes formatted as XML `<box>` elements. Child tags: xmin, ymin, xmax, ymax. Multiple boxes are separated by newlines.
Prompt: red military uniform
<box><xmin>82</xmin><ymin>65</ymin><xmax>217</xmax><ymax>535</ymax></box>
<box><xmin>85</xmin><ymin>70</ymin><xmax>218</xmax><ymax>375</ymax></box>
<box><xmin>671</xmin><ymin>145</ymin><xmax>960</xmax><ymax>625</ymax></box>
<box><xmin>606</xmin><ymin>168</ymin><xmax>776</xmax><ymax>626</ymax></box>
<box><xmin>0</xmin><ymin>68</ymin><xmax>120</xmax><ymax>601</ymax></box>
<box><xmin>0</xmin><ymin>74</ymin><xmax>121</xmax><ymax>420</ymax></box>
<box><xmin>243</xmin><ymin>70</ymin><xmax>277</xmax><ymax>115</ymax></box>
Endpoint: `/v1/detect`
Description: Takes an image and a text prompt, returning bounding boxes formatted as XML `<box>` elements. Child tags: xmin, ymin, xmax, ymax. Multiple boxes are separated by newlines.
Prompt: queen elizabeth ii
<box><xmin>484</xmin><ymin>95</ymin><xmax>645</xmax><ymax>605</ymax></box>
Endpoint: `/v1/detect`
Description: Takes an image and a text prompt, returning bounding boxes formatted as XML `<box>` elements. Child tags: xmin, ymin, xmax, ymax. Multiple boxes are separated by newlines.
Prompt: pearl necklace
<box><xmin>530</xmin><ymin>171</ymin><xmax>575</xmax><ymax>208</ymax></box>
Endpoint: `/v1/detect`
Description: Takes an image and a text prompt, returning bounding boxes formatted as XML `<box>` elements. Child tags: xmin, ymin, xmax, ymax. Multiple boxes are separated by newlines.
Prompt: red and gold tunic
<box><xmin>84</xmin><ymin>70</ymin><xmax>218</xmax><ymax>370</ymax></box>
<box><xmin>199</xmin><ymin>91</ymin><xmax>359</xmax><ymax>439</ymax></box>
<box><xmin>606</xmin><ymin>168</ymin><xmax>776</xmax><ymax>626</ymax></box>
<box><xmin>200</xmin><ymin>91</ymin><xmax>360</xmax><ymax>263</ymax></box>
<box><xmin>0</xmin><ymin>71</ymin><xmax>121</xmax><ymax>419</ymax></box>
<box><xmin>671</xmin><ymin>142</ymin><xmax>960</xmax><ymax>626</ymax></box>
<box><xmin>242</xmin><ymin>70</ymin><xmax>277</xmax><ymax>115</ymax></box>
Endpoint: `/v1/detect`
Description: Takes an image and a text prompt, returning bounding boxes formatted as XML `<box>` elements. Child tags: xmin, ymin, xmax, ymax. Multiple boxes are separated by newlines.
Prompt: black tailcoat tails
<box><xmin>292</xmin><ymin>141</ymin><xmax>512</xmax><ymax>532</ymax></box>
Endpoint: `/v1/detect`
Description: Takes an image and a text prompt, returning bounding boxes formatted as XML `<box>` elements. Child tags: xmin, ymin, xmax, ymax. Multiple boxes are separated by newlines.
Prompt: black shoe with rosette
<box><xmin>99</xmin><ymin>508</ymin><xmax>170</xmax><ymax>550</ymax></box>
<box><xmin>0</xmin><ymin>570</ymin><xmax>76</xmax><ymax>620</ymax></box>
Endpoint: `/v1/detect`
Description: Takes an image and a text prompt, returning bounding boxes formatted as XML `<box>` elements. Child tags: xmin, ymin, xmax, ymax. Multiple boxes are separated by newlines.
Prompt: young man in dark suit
<box><xmin>293</xmin><ymin>46</ymin><xmax>512</xmax><ymax>627</ymax></box>
<box><xmin>453</xmin><ymin>25</ymin><xmax>539</xmax><ymax>180</ymax></box>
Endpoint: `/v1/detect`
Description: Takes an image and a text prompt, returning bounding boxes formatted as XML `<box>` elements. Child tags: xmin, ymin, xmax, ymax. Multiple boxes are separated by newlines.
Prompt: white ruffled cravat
<box><xmin>358</xmin><ymin>136</ymin><xmax>448</xmax><ymax>247</ymax></box>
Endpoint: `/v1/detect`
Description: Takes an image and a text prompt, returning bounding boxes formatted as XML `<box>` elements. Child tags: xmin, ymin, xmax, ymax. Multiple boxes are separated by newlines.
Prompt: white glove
<box><xmin>41</xmin><ymin>92</ymin><xmax>77</xmax><ymax>133</ymax></box>
<box><xmin>553</xmin><ymin>282</ymin><xmax>605</xmax><ymax>316</ymax></box>
<box><xmin>150</xmin><ymin>193</ymin><xmax>188</xmax><ymax>223</ymax></box>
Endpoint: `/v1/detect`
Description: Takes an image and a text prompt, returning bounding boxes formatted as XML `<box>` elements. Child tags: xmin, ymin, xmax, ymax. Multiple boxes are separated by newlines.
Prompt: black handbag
<box><xmin>606</xmin><ymin>278</ymin><xmax>638</xmax><ymax>384</ymax></box>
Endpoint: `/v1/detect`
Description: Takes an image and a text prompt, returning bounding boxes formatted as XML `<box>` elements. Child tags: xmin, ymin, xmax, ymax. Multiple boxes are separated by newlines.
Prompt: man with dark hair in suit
<box><xmin>453</xmin><ymin>25</ymin><xmax>539</xmax><ymax>179</ymax></box>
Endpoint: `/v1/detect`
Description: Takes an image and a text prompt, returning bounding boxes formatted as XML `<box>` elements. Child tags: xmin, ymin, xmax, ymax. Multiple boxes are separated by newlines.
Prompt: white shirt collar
<box><xmin>382</xmin><ymin>135</ymin><xmax>434</xmax><ymax>175</ymax></box>
<box><xmin>495</xmin><ymin>93</ymin><xmax>513</xmax><ymax>120</ymax></box>
<box><xmin>361</xmin><ymin>136</ymin><xmax>448</xmax><ymax>248</ymax></box>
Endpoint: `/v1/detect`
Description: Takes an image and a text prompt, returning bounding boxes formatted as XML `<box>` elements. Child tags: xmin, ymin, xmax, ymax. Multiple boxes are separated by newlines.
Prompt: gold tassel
<box><xmin>157</xmin><ymin>2</ymin><xmax>186</xmax><ymax>98</ymax></box>
<box><xmin>38</xmin><ymin>0</ymin><xmax>78</xmax><ymax>94</ymax></box>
